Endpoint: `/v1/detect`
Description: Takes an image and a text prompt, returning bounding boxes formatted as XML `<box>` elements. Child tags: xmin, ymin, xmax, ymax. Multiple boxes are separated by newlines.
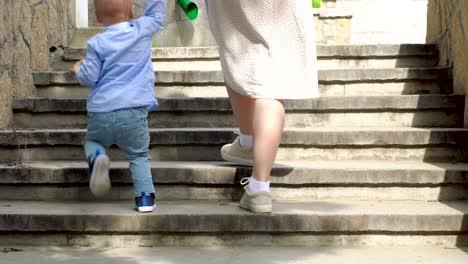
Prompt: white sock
<box><xmin>239</xmin><ymin>133</ymin><xmax>253</xmax><ymax>149</ymax></box>
<box><xmin>247</xmin><ymin>176</ymin><xmax>270</xmax><ymax>193</ymax></box>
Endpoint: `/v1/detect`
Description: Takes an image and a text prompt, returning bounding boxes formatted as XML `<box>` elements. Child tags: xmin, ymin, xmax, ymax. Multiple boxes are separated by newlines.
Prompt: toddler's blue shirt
<box><xmin>77</xmin><ymin>0</ymin><xmax>166</xmax><ymax>112</ymax></box>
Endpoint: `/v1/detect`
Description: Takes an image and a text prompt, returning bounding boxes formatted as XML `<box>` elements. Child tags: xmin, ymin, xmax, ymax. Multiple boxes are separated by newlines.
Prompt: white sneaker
<box><xmin>239</xmin><ymin>177</ymin><xmax>272</xmax><ymax>213</ymax></box>
<box><xmin>221</xmin><ymin>136</ymin><xmax>253</xmax><ymax>166</ymax></box>
<box><xmin>88</xmin><ymin>153</ymin><xmax>111</xmax><ymax>197</ymax></box>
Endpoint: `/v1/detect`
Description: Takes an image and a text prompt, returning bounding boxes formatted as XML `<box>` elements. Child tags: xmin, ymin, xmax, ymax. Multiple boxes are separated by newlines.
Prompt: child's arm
<box><xmin>137</xmin><ymin>0</ymin><xmax>167</xmax><ymax>36</ymax></box>
<box><xmin>70</xmin><ymin>43</ymin><xmax>102</xmax><ymax>88</ymax></box>
<box><xmin>70</xmin><ymin>60</ymin><xmax>84</xmax><ymax>74</ymax></box>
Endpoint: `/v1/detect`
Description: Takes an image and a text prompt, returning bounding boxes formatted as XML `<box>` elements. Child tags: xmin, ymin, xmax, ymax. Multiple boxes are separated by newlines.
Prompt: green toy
<box><xmin>178</xmin><ymin>0</ymin><xmax>198</xmax><ymax>20</ymax></box>
<box><xmin>312</xmin><ymin>0</ymin><xmax>322</xmax><ymax>8</ymax></box>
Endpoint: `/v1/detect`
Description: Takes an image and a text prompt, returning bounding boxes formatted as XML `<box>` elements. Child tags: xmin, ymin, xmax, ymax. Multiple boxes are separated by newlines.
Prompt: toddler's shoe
<box><xmin>135</xmin><ymin>193</ymin><xmax>157</xmax><ymax>213</ymax></box>
<box><xmin>239</xmin><ymin>177</ymin><xmax>272</xmax><ymax>213</ymax></box>
<box><xmin>221</xmin><ymin>136</ymin><xmax>253</xmax><ymax>166</ymax></box>
<box><xmin>88</xmin><ymin>150</ymin><xmax>111</xmax><ymax>197</ymax></box>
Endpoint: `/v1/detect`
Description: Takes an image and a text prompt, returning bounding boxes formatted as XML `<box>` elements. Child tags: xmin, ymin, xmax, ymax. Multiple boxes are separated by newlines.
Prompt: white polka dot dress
<box><xmin>205</xmin><ymin>0</ymin><xmax>319</xmax><ymax>99</ymax></box>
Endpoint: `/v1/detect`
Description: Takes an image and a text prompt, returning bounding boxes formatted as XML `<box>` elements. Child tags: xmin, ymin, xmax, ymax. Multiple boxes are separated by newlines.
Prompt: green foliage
<box><xmin>312</xmin><ymin>0</ymin><xmax>322</xmax><ymax>8</ymax></box>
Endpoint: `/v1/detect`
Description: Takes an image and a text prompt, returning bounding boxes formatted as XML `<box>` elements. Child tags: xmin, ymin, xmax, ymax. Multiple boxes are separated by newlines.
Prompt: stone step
<box><xmin>147</xmin><ymin>58</ymin><xmax>439</xmax><ymax>71</ymax></box>
<box><xmin>37</xmin><ymin>82</ymin><xmax>451</xmax><ymax>99</ymax></box>
<box><xmin>65</xmin><ymin>45</ymin><xmax>438</xmax><ymax>61</ymax></box>
<box><xmin>60</xmin><ymin>59</ymin><xmax>438</xmax><ymax>72</ymax></box>
<box><xmin>1</xmin><ymin>161</ymin><xmax>467</xmax><ymax>201</ymax></box>
<box><xmin>2</xmin><ymin>234</ymin><xmax>467</xmax><ymax>249</ymax></box>
<box><xmin>55</xmin><ymin>59</ymin><xmax>441</xmax><ymax>74</ymax></box>
<box><xmin>0</xmin><ymin>200</ymin><xmax>467</xmax><ymax>235</ymax></box>
<box><xmin>34</xmin><ymin>68</ymin><xmax>452</xmax><ymax>98</ymax></box>
<box><xmin>4</xmin><ymin>246</ymin><xmax>468</xmax><ymax>263</ymax></box>
<box><xmin>3</xmin><ymin>128</ymin><xmax>466</xmax><ymax>146</ymax></box>
<box><xmin>61</xmin><ymin>45</ymin><xmax>439</xmax><ymax>70</ymax></box>
<box><xmin>1</xmin><ymin>128</ymin><xmax>467</xmax><ymax>162</ymax></box>
<box><xmin>12</xmin><ymin>96</ymin><xmax>465</xmax><ymax>129</ymax></box>
<box><xmin>33</xmin><ymin>68</ymin><xmax>451</xmax><ymax>86</ymax></box>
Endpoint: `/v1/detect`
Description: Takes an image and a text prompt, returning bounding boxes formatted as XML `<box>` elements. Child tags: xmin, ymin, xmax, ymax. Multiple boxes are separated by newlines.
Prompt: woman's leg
<box><xmin>252</xmin><ymin>99</ymin><xmax>285</xmax><ymax>182</ymax></box>
<box><xmin>225</xmin><ymin>86</ymin><xmax>285</xmax><ymax>182</ymax></box>
<box><xmin>226</xmin><ymin>86</ymin><xmax>254</xmax><ymax>135</ymax></box>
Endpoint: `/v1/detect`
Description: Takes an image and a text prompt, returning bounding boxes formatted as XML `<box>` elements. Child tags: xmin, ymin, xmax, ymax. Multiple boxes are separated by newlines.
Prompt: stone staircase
<box><xmin>1</xmin><ymin>41</ymin><xmax>468</xmax><ymax>248</ymax></box>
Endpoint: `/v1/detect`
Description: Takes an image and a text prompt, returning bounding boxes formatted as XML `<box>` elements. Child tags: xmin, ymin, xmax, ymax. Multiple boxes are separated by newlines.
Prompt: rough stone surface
<box><xmin>0</xmin><ymin>0</ymin><xmax>74</xmax><ymax>128</ymax></box>
<box><xmin>339</xmin><ymin>0</ymin><xmax>429</xmax><ymax>44</ymax></box>
<box><xmin>0</xmin><ymin>200</ymin><xmax>467</xmax><ymax>233</ymax></box>
<box><xmin>0</xmin><ymin>234</ymin><xmax>467</xmax><ymax>248</ymax></box>
<box><xmin>1</xmin><ymin>127</ymin><xmax>467</xmax><ymax>147</ymax></box>
<box><xmin>11</xmin><ymin>96</ymin><xmax>465</xmax><ymax>129</ymax></box>
<box><xmin>1</xmin><ymin>182</ymin><xmax>467</xmax><ymax>202</ymax></box>
<box><xmin>13</xmin><ymin>95</ymin><xmax>464</xmax><ymax>112</ymax></box>
<box><xmin>35</xmin><ymin>82</ymin><xmax>451</xmax><ymax>99</ymax></box>
<box><xmin>427</xmin><ymin>0</ymin><xmax>468</xmax><ymax>94</ymax></box>
<box><xmin>13</xmin><ymin>111</ymin><xmax>464</xmax><ymax>129</ymax></box>
<box><xmin>2</xmin><ymin>160</ymin><xmax>468</xmax><ymax>185</ymax></box>
<box><xmin>63</xmin><ymin>44</ymin><xmax>438</xmax><ymax>60</ymax></box>
<box><xmin>426</xmin><ymin>0</ymin><xmax>468</xmax><ymax>126</ymax></box>
<box><xmin>32</xmin><ymin>68</ymin><xmax>451</xmax><ymax>86</ymax></box>
<box><xmin>2</xmin><ymin>246</ymin><xmax>468</xmax><ymax>264</ymax></box>
<box><xmin>0</xmin><ymin>161</ymin><xmax>467</xmax><ymax>201</ymax></box>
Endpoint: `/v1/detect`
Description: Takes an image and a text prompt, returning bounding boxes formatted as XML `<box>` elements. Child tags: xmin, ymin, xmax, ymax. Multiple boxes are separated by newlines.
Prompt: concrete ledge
<box><xmin>1</xmin><ymin>185</ymin><xmax>466</xmax><ymax>202</ymax></box>
<box><xmin>33</xmin><ymin>68</ymin><xmax>451</xmax><ymax>86</ymax></box>
<box><xmin>35</xmin><ymin>82</ymin><xmax>452</xmax><ymax>99</ymax></box>
<box><xmin>1</xmin><ymin>233</ymin><xmax>467</xmax><ymax>247</ymax></box>
<box><xmin>1</xmin><ymin>145</ymin><xmax>463</xmax><ymax>162</ymax></box>
<box><xmin>314</xmin><ymin>8</ymin><xmax>353</xmax><ymax>18</ymax></box>
<box><xmin>63</xmin><ymin>45</ymin><xmax>438</xmax><ymax>61</ymax></box>
<box><xmin>319</xmin><ymin>68</ymin><xmax>450</xmax><ymax>82</ymax></box>
<box><xmin>3</xmin><ymin>246</ymin><xmax>468</xmax><ymax>263</ymax></box>
<box><xmin>1</xmin><ymin>161</ymin><xmax>468</xmax><ymax>185</ymax></box>
<box><xmin>12</xmin><ymin>95</ymin><xmax>465</xmax><ymax>113</ymax></box>
<box><xmin>317</xmin><ymin>44</ymin><xmax>438</xmax><ymax>58</ymax></box>
<box><xmin>0</xmin><ymin>200</ymin><xmax>466</xmax><ymax>232</ymax></box>
<box><xmin>1</xmin><ymin>128</ymin><xmax>468</xmax><ymax>146</ymax></box>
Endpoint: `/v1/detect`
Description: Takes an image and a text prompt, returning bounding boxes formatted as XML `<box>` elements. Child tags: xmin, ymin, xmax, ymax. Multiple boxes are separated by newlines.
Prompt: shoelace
<box><xmin>240</xmin><ymin>177</ymin><xmax>250</xmax><ymax>186</ymax></box>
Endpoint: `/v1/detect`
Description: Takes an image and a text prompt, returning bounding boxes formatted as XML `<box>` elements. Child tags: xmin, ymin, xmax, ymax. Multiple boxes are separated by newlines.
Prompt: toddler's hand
<box><xmin>69</xmin><ymin>60</ymin><xmax>84</xmax><ymax>74</ymax></box>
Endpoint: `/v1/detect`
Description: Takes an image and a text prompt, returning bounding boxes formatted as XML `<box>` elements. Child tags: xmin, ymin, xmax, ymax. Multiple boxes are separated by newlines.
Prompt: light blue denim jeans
<box><xmin>85</xmin><ymin>107</ymin><xmax>155</xmax><ymax>196</ymax></box>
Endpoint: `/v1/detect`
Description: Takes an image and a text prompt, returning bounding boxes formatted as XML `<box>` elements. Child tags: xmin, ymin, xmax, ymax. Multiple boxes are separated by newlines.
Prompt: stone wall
<box><xmin>338</xmin><ymin>0</ymin><xmax>428</xmax><ymax>44</ymax></box>
<box><xmin>427</xmin><ymin>0</ymin><xmax>468</xmax><ymax>95</ymax></box>
<box><xmin>0</xmin><ymin>0</ymin><xmax>74</xmax><ymax>128</ymax></box>
<box><xmin>314</xmin><ymin>10</ymin><xmax>352</xmax><ymax>45</ymax></box>
<box><xmin>426</xmin><ymin>0</ymin><xmax>468</xmax><ymax>125</ymax></box>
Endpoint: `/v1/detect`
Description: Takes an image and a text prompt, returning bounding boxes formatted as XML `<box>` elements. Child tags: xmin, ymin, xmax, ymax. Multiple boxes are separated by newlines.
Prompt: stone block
<box><xmin>33</xmin><ymin>68</ymin><xmax>450</xmax><ymax>86</ymax></box>
<box><xmin>12</xmin><ymin>95</ymin><xmax>465</xmax><ymax>129</ymax></box>
<box><xmin>0</xmin><ymin>200</ymin><xmax>467</xmax><ymax>233</ymax></box>
<box><xmin>427</xmin><ymin>0</ymin><xmax>468</xmax><ymax>127</ymax></box>
<box><xmin>0</xmin><ymin>0</ymin><xmax>73</xmax><ymax>128</ymax></box>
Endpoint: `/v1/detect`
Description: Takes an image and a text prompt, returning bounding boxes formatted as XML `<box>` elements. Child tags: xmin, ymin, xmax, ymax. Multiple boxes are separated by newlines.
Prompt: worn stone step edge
<box><xmin>0</xmin><ymin>200</ymin><xmax>467</xmax><ymax>232</ymax></box>
<box><xmin>3</xmin><ymin>184</ymin><xmax>467</xmax><ymax>202</ymax></box>
<box><xmin>64</xmin><ymin>45</ymin><xmax>438</xmax><ymax>61</ymax></box>
<box><xmin>1</xmin><ymin>128</ymin><xmax>468</xmax><ymax>146</ymax></box>
<box><xmin>2</xmin><ymin>161</ymin><xmax>468</xmax><ymax>185</ymax></box>
<box><xmin>33</xmin><ymin>68</ymin><xmax>451</xmax><ymax>86</ymax></box>
<box><xmin>12</xmin><ymin>95</ymin><xmax>465</xmax><ymax>113</ymax></box>
<box><xmin>1</xmin><ymin>234</ymin><xmax>468</xmax><ymax>247</ymax></box>
<box><xmin>34</xmin><ymin>83</ymin><xmax>455</xmax><ymax>99</ymax></box>
<box><xmin>4</xmin><ymin>246</ymin><xmax>468</xmax><ymax>263</ymax></box>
